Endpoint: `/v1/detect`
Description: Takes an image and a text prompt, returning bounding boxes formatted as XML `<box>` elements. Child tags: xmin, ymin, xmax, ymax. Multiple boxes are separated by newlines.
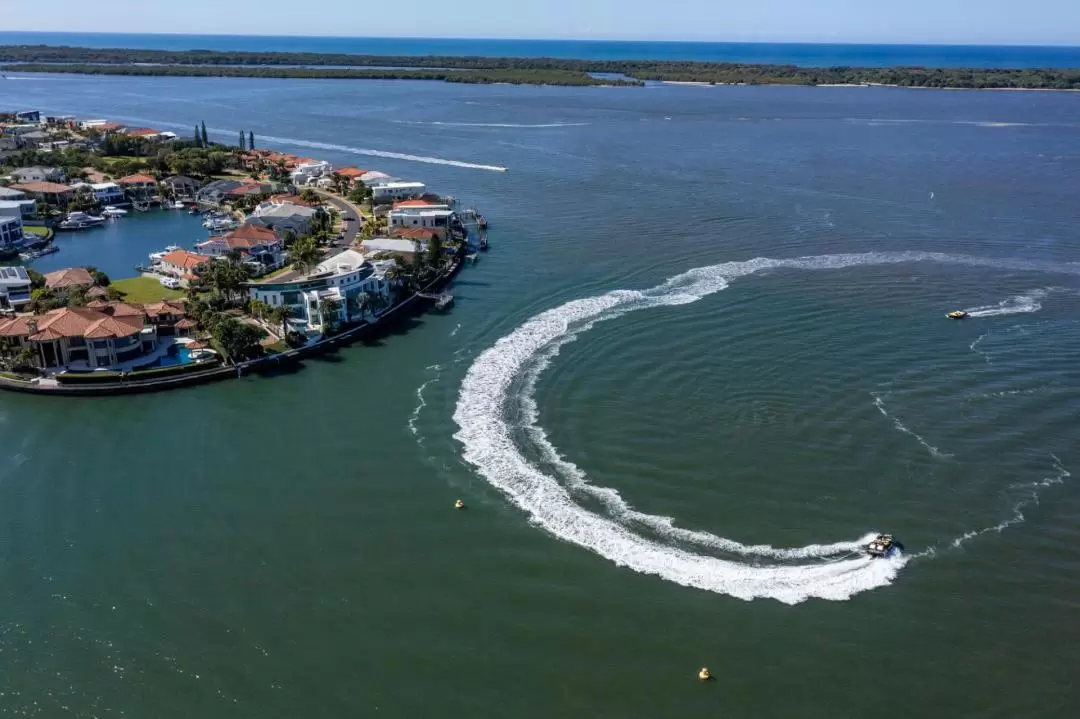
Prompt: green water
<box><xmin>2</xmin><ymin>74</ymin><xmax>1079</xmax><ymax>716</ymax></box>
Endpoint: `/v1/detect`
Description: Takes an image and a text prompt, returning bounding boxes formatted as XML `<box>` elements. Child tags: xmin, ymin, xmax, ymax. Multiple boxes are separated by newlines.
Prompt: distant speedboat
<box><xmin>168</xmin><ymin>200</ymin><xmax>185</xmax><ymax>210</ymax></box>
<box><xmin>57</xmin><ymin>211</ymin><xmax>106</xmax><ymax>230</ymax></box>
<box><xmin>946</xmin><ymin>310</ymin><xmax>969</xmax><ymax>320</ymax></box>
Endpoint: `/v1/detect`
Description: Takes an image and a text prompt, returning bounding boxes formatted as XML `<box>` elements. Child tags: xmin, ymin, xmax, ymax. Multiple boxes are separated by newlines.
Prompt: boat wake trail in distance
<box><xmin>961</xmin><ymin>288</ymin><xmax>1055</xmax><ymax>318</ymax></box>
<box><xmin>257</xmin><ymin>133</ymin><xmax>509</xmax><ymax>172</ymax></box>
<box><xmin>453</xmin><ymin>252</ymin><xmax>1080</xmax><ymax>604</ymax></box>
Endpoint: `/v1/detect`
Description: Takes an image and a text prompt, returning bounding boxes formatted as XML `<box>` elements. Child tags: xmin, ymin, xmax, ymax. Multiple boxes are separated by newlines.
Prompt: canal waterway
<box><xmin>1</xmin><ymin>73</ymin><xmax>1079</xmax><ymax>717</ymax></box>
<box><xmin>28</xmin><ymin>208</ymin><xmax>207</xmax><ymax>279</ymax></box>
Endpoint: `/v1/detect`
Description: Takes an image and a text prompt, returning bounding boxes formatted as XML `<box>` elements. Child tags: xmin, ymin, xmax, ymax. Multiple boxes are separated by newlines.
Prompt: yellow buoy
<box><xmin>455</xmin><ymin>499</ymin><xmax>465</xmax><ymax>510</ymax></box>
<box><xmin>698</xmin><ymin>667</ymin><xmax>711</xmax><ymax>681</ymax></box>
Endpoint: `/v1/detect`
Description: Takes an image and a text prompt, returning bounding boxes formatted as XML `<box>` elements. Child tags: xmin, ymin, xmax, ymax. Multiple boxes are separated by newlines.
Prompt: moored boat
<box><xmin>57</xmin><ymin>211</ymin><xmax>106</xmax><ymax>230</ymax></box>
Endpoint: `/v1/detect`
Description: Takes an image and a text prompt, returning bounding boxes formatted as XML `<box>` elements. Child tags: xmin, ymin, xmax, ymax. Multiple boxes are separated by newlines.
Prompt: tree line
<box><xmin>0</xmin><ymin>45</ymin><xmax>1078</xmax><ymax>89</ymax></box>
<box><xmin>0</xmin><ymin>63</ymin><xmax>636</xmax><ymax>87</ymax></box>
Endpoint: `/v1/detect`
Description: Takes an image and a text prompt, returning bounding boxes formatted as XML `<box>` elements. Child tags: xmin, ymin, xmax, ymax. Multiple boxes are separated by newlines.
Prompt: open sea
<box><xmin>2</xmin><ymin>48</ymin><xmax>1080</xmax><ymax>717</ymax></box>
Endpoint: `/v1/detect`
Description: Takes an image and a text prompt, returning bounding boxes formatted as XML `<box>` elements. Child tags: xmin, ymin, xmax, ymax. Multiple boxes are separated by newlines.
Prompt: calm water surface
<box><xmin>1</xmin><ymin>74</ymin><xmax>1079</xmax><ymax>717</ymax></box>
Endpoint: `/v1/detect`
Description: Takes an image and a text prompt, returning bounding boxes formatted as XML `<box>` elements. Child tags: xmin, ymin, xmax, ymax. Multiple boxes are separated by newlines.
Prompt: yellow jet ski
<box><xmin>946</xmin><ymin>310</ymin><xmax>969</xmax><ymax>320</ymax></box>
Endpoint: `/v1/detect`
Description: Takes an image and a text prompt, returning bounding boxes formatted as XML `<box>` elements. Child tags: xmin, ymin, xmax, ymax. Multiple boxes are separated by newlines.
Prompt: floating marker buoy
<box><xmin>455</xmin><ymin>499</ymin><xmax>465</xmax><ymax>510</ymax></box>
<box><xmin>698</xmin><ymin>667</ymin><xmax>711</xmax><ymax>681</ymax></box>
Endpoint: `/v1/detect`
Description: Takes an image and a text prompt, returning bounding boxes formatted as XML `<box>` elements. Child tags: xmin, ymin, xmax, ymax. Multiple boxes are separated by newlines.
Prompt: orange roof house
<box><xmin>160</xmin><ymin>250</ymin><xmax>212</xmax><ymax>272</ymax></box>
<box><xmin>117</xmin><ymin>173</ymin><xmax>158</xmax><ymax>186</ymax></box>
<box><xmin>43</xmin><ymin>267</ymin><xmax>94</xmax><ymax>290</ymax></box>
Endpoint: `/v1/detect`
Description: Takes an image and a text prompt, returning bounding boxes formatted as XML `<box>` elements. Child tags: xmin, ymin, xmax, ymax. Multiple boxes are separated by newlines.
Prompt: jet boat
<box><xmin>946</xmin><ymin>310</ymin><xmax>969</xmax><ymax>320</ymax></box>
<box><xmin>865</xmin><ymin>534</ymin><xmax>903</xmax><ymax>559</ymax></box>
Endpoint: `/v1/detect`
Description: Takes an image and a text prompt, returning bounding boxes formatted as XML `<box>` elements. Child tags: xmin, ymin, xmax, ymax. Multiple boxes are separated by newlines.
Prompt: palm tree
<box><xmin>270</xmin><ymin>305</ymin><xmax>293</xmax><ymax>337</ymax></box>
<box><xmin>287</xmin><ymin>236</ymin><xmax>320</xmax><ymax>273</ymax></box>
<box><xmin>317</xmin><ymin>298</ymin><xmax>341</xmax><ymax>332</ymax></box>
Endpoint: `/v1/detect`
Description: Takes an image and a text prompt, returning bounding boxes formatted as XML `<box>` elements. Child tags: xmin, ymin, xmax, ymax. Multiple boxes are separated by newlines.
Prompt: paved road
<box><xmin>313</xmin><ymin>189</ymin><xmax>361</xmax><ymax>249</ymax></box>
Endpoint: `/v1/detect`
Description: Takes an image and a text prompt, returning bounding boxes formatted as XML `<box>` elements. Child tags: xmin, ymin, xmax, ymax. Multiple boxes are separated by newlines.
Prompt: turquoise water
<box><xmin>1</xmin><ymin>73</ymin><xmax>1079</xmax><ymax>716</ymax></box>
<box><xmin>140</xmin><ymin>344</ymin><xmax>195</xmax><ymax>368</ymax></box>
<box><xmin>2</xmin><ymin>32</ymin><xmax>1080</xmax><ymax>68</ymax></box>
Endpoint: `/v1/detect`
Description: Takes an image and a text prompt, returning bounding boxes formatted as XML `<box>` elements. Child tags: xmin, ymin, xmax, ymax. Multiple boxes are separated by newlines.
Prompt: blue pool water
<box><xmin>141</xmin><ymin>344</ymin><xmax>195</xmax><ymax>368</ymax></box>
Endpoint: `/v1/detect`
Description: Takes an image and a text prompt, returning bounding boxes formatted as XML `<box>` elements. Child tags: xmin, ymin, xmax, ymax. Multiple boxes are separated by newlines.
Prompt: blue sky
<box><xmin>5</xmin><ymin>0</ymin><xmax>1079</xmax><ymax>45</ymax></box>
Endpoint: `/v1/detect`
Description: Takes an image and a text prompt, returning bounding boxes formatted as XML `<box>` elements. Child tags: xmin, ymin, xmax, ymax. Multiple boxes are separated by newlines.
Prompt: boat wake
<box><xmin>452</xmin><ymin>251</ymin><xmax>1079</xmax><ymax>604</ymax></box>
<box><xmin>397</xmin><ymin>120</ymin><xmax>589</xmax><ymax>128</ymax></box>
<box><xmin>409</xmin><ymin>364</ymin><xmax>443</xmax><ymax>443</ymax></box>
<box><xmin>962</xmin><ymin>288</ymin><xmax>1053</xmax><ymax>318</ymax></box>
<box><xmin>871</xmin><ymin>392</ymin><xmax>952</xmax><ymax>459</ymax></box>
<box><xmin>257</xmin><ymin>133</ymin><xmax>509</xmax><ymax>172</ymax></box>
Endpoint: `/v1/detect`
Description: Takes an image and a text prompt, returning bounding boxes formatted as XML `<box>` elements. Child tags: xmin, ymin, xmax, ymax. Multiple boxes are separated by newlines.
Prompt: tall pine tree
<box><xmin>248</xmin><ymin>131</ymin><xmax>255</xmax><ymax>151</ymax></box>
<box><xmin>200</xmin><ymin>121</ymin><xmax>208</xmax><ymax>146</ymax></box>
<box><xmin>194</xmin><ymin>123</ymin><xmax>201</xmax><ymax>147</ymax></box>
<box><xmin>239</xmin><ymin>130</ymin><xmax>246</xmax><ymax>151</ymax></box>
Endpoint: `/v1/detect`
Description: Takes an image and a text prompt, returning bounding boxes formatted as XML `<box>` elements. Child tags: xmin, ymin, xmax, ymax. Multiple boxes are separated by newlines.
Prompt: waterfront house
<box><xmin>196</xmin><ymin>224</ymin><xmax>284</xmax><ymax>271</ymax></box>
<box><xmin>158</xmin><ymin>250</ymin><xmax>213</xmax><ymax>279</ymax></box>
<box><xmin>80</xmin><ymin>120</ymin><xmax>127</xmax><ymax>135</ymax></box>
<box><xmin>0</xmin><ymin>187</ymin><xmax>27</xmax><ymax>201</ymax></box>
<box><xmin>87</xmin><ymin>182</ymin><xmax>127</xmax><ymax>205</ymax></box>
<box><xmin>197</xmin><ymin>179</ymin><xmax>244</xmax><ymax>205</ymax></box>
<box><xmin>290</xmin><ymin>160</ymin><xmax>333</xmax><ymax>186</ymax></box>
<box><xmin>163</xmin><ymin>175</ymin><xmax>199</xmax><ymax>199</ymax></box>
<box><xmin>12</xmin><ymin>181</ymin><xmax>74</xmax><ymax>207</ymax></box>
<box><xmin>359</xmin><ymin>171</ymin><xmax>393</xmax><ymax>185</ymax></box>
<box><xmin>125</xmin><ymin>128</ymin><xmax>160</xmax><ymax>140</ymax></box>
<box><xmin>11</xmin><ymin>166</ymin><xmax>66</xmax><ymax>183</ymax></box>
<box><xmin>0</xmin><ymin>306</ymin><xmax>157</xmax><ymax>369</ymax></box>
<box><xmin>14</xmin><ymin>110</ymin><xmax>41</xmax><ymax>123</ymax></box>
<box><xmin>117</xmin><ymin>173</ymin><xmax>159</xmax><ymax>192</ymax></box>
<box><xmin>0</xmin><ymin>215</ymin><xmax>25</xmax><ymax>252</ymax></box>
<box><xmin>0</xmin><ymin>266</ymin><xmax>32</xmax><ymax>310</ymax></box>
<box><xmin>371</xmin><ymin>181</ymin><xmax>427</xmax><ymax>204</ymax></box>
<box><xmin>249</xmin><ymin>201</ymin><xmax>316</xmax><ymax>237</ymax></box>
<box><xmin>44</xmin><ymin>267</ymin><xmax>95</xmax><ymax>291</ymax></box>
<box><xmin>389</xmin><ymin>225</ymin><xmax>448</xmax><ymax>242</ymax></box>
<box><xmin>0</xmin><ymin>199</ymin><xmax>36</xmax><ymax>221</ymax></box>
<box><xmin>333</xmin><ymin>167</ymin><xmax>368</xmax><ymax>186</ymax></box>
<box><xmin>142</xmin><ymin>300</ymin><xmax>188</xmax><ymax>335</ymax></box>
<box><xmin>247</xmin><ymin>248</ymin><xmax>393</xmax><ymax>332</ymax></box>
<box><xmin>387</xmin><ymin>206</ymin><xmax>455</xmax><ymax>232</ymax></box>
<box><xmin>227</xmin><ymin>182</ymin><xmax>270</xmax><ymax>200</ymax></box>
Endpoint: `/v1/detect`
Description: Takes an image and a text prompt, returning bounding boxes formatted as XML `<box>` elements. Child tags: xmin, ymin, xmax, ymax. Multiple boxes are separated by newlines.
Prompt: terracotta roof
<box><xmin>228</xmin><ymin>224</ymin><xmax>278</xmax><ymax>243</ymax></box>
<box><xmin>186</xmin><ymin>339</ymin><xmax>209</xmax><ymax>349</ymax></box>
<box><xmin>227</xmin><ymin>185</ymin><xmax>264</xmax><ymax>196</ymax></box>
<box><xmin>97</xmin><ymin>122</ymin><xmax>125</xmax><ymax>132</ymax></box>
<box><xmin>23</xmin><ymin>307</ymin><xmax>143</xmax><ymax>341</ymax></box>
<box><xmin>175</xmin><ymin>318</ymin><xmax>197</xmax><ymax>329</ymax></box>
<box><xmin>11</xmin><ymin>181</ymin><xmax>73</xmax><ymax>195</ymax></box>
<box><xmin>161</xmin><ymin>250</ymin><xmax>212</xmax><ymax>270</ymax></box>
<box><xmin>87</xmin><ymin>299</ymin><xmax>110</xmax><ymax>309</ymax></box>
<box><xmin>334</xmin><ymin>167</ymin><xmax>367</xmax><ymax>178</ymax></box>
<box><xmin>44</xmin><ymin>267</ymin><xmax>94</xmax><ymax>289</ymax></box>
<box><xmin>87</xmin><ymin>285</ymin><xmax>107</xmax><ymax>298</ymax></box>
<box><xmin>0</xmin><ymin>315</ymin><xmax>36</xmax><ymax>337</ymax></box>
<box><xmin>126</xmin><ymin>128</ymin><xmax>158</xmax><ymax>137</ymax></box>
<box><xmin>103</xmin><ymin>302</ymin><xmax>145</xmax><ymax>318</ymax></box>
<box><xmin>118</xmin><ymin>173</ymin><xmax>157</xmax><ymax>185</ymax></box>
<box><xmin>144</xmin><ymin>300</ymin><xmax>186</xmax><ymax>317</ymax></box>
<box><xmin>393</xmin><ymin>199</ymin><xmax>440</xmax><ymax>209</ymax></box>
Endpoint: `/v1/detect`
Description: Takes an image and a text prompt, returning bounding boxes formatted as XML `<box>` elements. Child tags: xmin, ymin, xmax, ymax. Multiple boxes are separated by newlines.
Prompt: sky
<box><xmin>4</xmin><ymin>0</ymin><xmax>1079</xmax><ymax>46</ymax></box>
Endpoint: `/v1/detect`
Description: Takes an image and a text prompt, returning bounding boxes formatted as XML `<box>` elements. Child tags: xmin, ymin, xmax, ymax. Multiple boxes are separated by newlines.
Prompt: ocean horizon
<box><xmin>2</xmin><ymin>31</ymin><xmax>1080</xmax><ymax>68</ymax></box>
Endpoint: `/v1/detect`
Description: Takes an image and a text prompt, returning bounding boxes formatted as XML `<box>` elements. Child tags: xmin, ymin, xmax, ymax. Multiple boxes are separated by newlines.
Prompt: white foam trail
<box><xmin>256</xmin><ymin>133</ymin><xmax>508</xmax><ymax>172</ymax></box>
<box><xmin>400</xmin><ymin>121</ymin><xmax>588</xmax><ymax>128</ymax></box>
<box><xmin>950</xmin><ymin>455</ymin><xmax>1070</xmax><ymax>549</ymax></box>
<box><xmin>449</xmin><ymin>323</ymin><xmax>461</xmax><ymax>337</ymax></box>
<box><xmin>453</xmin><ymin>251</ymin><xmax>1080</xmax><ymax>603</ymax></box>
<box><xmin>962</xmin><ymin>288</ymin><xmax>1052</xmax><ymax>318</ymax></box>
<box><xmin>409</xmin><ymin>364</ymin><xmax>444</xmax><ymax>439</ymax></box>
<box><xmin>871</xmin><ymin>392</ymin><xmax>952</xmax><ymax>460</ymax></box>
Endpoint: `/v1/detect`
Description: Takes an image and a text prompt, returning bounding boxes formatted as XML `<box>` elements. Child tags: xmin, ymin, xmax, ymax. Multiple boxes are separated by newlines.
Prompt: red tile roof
<box><xmin>334</xmin><ymin>167</ymin><xmax>368</xmax><ymax>178</ymax></box>
<box><xmin>117</xmin><ymin>173</ymin><xmax>157</xmax><ymax>185</ymax></box>
<box><xmin>44</xmin><ymin>267</ymin><xmax>94</xmax><ymax>289</ymax></box>
<box><xmin>390</xmin><ymin>227</ymin><xmax>444</xmax><ymax>240</ymax></box>
<box><xmin>161</xmin><ymin>250</ymin><xmax>212</xmax><ymax>270</ymax></box>
<box><xmin>126</xmin><ymin>128</ymin><xmax>159</xmax><ymax>137</ymax></box>
<box><xmin>11</xmin><ymin>181</ymin><xmax>73</xmax><ymax>195</ymax></box>
<box><xmin>392</xmin><ymin>199</ymin><xmax>440</xmax><ymax>209</ymax></box>
<box><xmin>6</xmin><ymin>307</ymin><xmax>145</xmax><ymax>341</ymax></box>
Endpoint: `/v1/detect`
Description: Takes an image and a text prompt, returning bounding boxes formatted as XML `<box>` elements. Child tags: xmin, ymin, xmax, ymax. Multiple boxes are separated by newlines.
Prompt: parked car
<box><xmin>160</xmin><ymin>276</ymin><xmax>181</xmax><ymax>289</ymax></box>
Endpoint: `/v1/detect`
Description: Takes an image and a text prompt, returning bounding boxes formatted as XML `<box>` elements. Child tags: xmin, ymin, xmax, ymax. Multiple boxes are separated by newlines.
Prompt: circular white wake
<box><xmin>452</xmin><ymin>251</ymin><xmax>1079</xmax><ymax>604</ymax></box>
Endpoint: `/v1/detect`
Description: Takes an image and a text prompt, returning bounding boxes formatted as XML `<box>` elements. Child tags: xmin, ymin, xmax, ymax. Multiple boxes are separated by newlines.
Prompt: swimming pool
<box><xmin>142</xmin><ymin>344</ymin><xmax>195</xmax><ymax>368</ymax></box>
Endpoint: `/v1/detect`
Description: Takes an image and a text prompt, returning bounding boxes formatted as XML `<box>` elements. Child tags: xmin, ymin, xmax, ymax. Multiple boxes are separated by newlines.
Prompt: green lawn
<box><xmin>111</xmin><ymin>276</ymin><xmax>184</xmax><ymax>303</ymax></box>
